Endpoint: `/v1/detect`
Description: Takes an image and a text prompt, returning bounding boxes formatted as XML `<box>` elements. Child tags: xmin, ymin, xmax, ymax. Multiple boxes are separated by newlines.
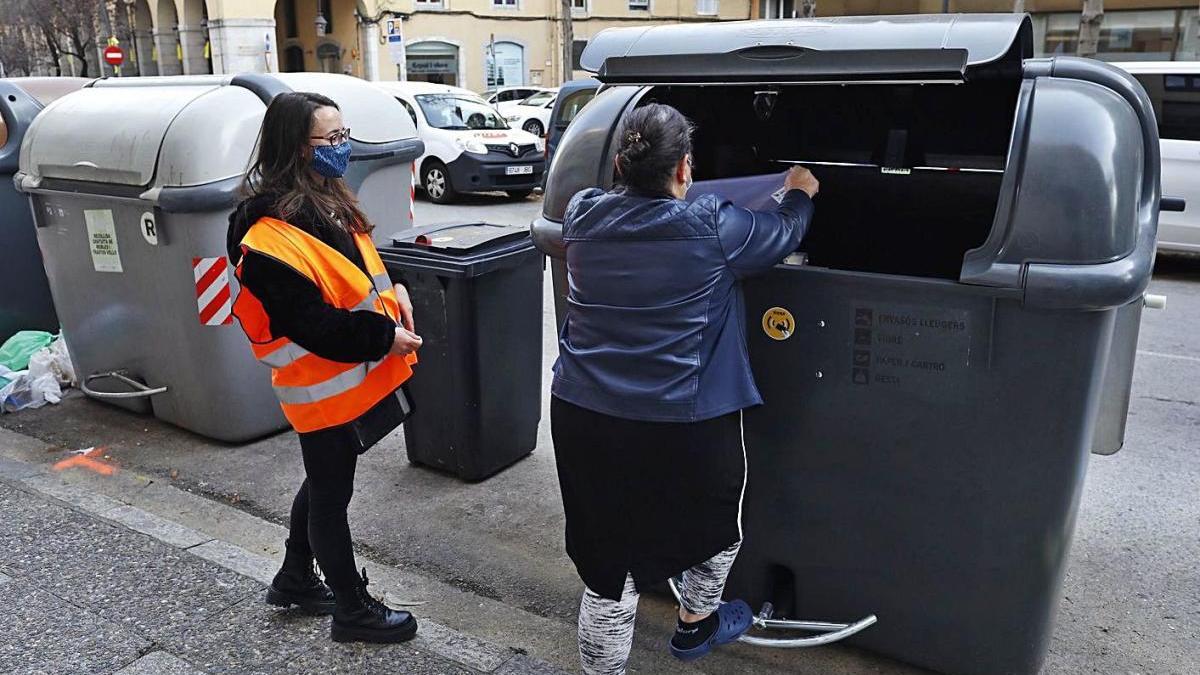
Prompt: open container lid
<box><xmin>582</xmin><ymin>14</ymin><xmax>1032</xmax><ymax>84</ymax></box>
<box><xmin>17</xmin><ymin>73</ymin><xmax>418</xmax><ymax>195</ymax></box>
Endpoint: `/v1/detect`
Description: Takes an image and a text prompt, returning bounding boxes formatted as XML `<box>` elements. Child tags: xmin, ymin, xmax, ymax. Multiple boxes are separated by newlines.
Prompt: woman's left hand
<box><xmin>394</xmin><ymin>283</ymin><xmax>416</xmax><ymax>332</ymax></box>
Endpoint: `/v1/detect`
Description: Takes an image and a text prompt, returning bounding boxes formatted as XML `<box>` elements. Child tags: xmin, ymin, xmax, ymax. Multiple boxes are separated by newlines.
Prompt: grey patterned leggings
<box><xmin>576</xmin><ymin>541</ymin><xmax>743</xmax><ymax>675</ymax></box>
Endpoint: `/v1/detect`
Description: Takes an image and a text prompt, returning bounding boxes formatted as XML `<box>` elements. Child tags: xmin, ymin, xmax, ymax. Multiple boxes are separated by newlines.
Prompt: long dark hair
<box><xmin>243</xmin><ymin>92</ymin><xmax>372</xmax><ymax>234</ymax></box>
<box><xmin>614</xmin><ymin>103</ymin><xmax>693</xmax><ymax>195</ymax></box>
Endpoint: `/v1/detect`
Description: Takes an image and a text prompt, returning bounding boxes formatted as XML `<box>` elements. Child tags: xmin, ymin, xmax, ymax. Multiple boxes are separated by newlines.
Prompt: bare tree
<box><xmin>3</xmin><ymin>0</ymin><xmax>106</xmax><ymax>77</ymax></box>
<box><xmin>799</xmin><ymin>0</ymin><xmax>816</xmax><ymax>18</ymax></box>
<box><xmin>1079</xmin><ymin>0</ymin><xmax>1103</xmax><ymax>58</ymax></box>
<box><xmin>1012</xmin><ymin>0</ymin><xmax>1026</xmax><ymax>12</ymax></box>
<box><xmin>52</xmin><ymin>0</ymin><xmax>107</xmax><ymax>77</ymax></box>
<box><xmin>0</xmin><ymin>0</ymin><xmax>35</xmax><ymax>76</ymax></box>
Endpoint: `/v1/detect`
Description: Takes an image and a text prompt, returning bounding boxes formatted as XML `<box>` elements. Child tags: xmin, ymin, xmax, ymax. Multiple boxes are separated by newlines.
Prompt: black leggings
<box><xmin>288</xmin><ymin>426</ymin><xmax>361</xmax><ymax>591</ymax></box>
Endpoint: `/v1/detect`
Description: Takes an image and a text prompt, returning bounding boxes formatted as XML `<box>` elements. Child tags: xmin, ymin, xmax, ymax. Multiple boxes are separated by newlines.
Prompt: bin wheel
<box><xmin>423</xmin><ymin>161</ymin><xmax>457</xmax><ymax>204</ymax></box>
<box><xmin>507</xmin><ymin>189</ymin><xmax>533</xmax><ymax>200</ymax></box>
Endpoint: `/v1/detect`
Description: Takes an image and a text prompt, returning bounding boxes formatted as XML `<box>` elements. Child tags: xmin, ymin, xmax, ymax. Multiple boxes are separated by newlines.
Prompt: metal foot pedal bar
<box><xmin>81</xmin><ymin>371</ymin><xmax>168</xmax><ymax>400</ymax></box>
<box><xmin>667</xmin><ymin>578</ymin><xmax>877</xmax><ymax>649</ymax></box>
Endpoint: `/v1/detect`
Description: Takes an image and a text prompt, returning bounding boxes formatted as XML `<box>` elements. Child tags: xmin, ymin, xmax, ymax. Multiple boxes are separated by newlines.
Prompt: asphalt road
<box><xmin>2</xmin><ymin>190</ymin><xmax>1196</xmax><ymax>674</ymax></box>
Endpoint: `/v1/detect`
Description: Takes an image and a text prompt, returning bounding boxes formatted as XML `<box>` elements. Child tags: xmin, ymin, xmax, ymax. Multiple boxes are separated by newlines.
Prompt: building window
<box><xmin>1042</xmin><ymin>9</ymin><xmax>1184</xmax><ymax>60</ymax></box>
<box><xmin>283</xmin><ymin>0</ymin><xmax>298</xmax><ymax>38</ymax></box>
<box><xmin>696</xmin><ymin>0</ymin><xmax>718</xmax><ymax>15</ymax></box>
<box><xmin>319</xmin><ymin>0</ymin><xmax>334</xmax><ymax>33</ymax></box>
<box><xmin>761</xmin><ymin>0</ymin><xmax>794</xmax><ymax>19</ymax></box>
<box><xmin>415</xmin><ymin>0</ymin><xmax>444</xmax><ymax>7</ymax></box>
<box><xmin>629</xmin><ymin>0</ymin><xmax>649</xmax><ymax>11</ymax></box>
<box><xmin>572</xmin><ymin>40</ymin><xmax>587</xmax><ymax>71</ymax></box>
<box><xmin>493</xmin><ymin>0</ymin><xmax>518</xmax><ymax>8</ymax></box>
<box><xmin>572</xmin><ymin>0</ymin><xmax>588</xmax><ymax>13</ymax></box>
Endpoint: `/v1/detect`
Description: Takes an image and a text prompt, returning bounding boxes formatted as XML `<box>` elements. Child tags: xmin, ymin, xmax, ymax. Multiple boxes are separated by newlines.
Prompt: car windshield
<box><xmin>415</xmin><ymin>94</ymin><xmax>509</xmax><ymax>130</ymax></box>
<box><xmin>519</xmin><ymin>91</ymin><xmax>556</xmax><ymax>107</ymax></box>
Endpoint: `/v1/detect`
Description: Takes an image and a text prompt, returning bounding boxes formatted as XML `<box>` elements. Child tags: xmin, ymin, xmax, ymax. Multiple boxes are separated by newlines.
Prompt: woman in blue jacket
<box><xmin>552</xmin><ymin>103</ymin><xmax>819</xmax><ymax>674</ymax></box>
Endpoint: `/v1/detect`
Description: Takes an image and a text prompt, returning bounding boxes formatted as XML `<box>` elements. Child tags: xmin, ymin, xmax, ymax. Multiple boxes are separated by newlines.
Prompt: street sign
<box><xmin>386</xmin><ymin>18</ymin><xmax>405</xmax><ymax>66</ymax></box>
<box><xmin>103</xmin><ymin>45</ymin><xmax>124</xmax><ymax>66</ymax></box>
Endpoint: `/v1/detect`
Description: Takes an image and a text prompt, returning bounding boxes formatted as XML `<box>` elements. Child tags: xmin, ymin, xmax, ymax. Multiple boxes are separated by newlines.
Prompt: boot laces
<box><xmin>359</xmin><ymin>568</ymin><xmax>390</xmax><ymax>614</ymax></box>
<box><xmin>303</xmin><ymin>560</ymin><xmax>323</xmax><ymax>587</ymax></box>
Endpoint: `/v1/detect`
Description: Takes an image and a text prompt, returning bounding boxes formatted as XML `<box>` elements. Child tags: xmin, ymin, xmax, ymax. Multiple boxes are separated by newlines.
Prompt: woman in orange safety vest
<box><xmin>226</xmin><ymin>92</ymin><xmax>422</xmax><ymax>645</ymax></box>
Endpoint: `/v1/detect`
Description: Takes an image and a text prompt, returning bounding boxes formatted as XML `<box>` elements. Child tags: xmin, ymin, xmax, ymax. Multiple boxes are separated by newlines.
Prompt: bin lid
<box><xmin>391</xmin><ymin>223</ymin><xmax>529</xmax><ymax>255</ymax></box>
<box><xmin>20</xmin><ymin>82</ymin><xmax>224</xmax><ymax>186</ymax></box>
<box><xmin>18</xmin><ymin>74</ymin><xmax>417</xmax><ymax>193</ymax></box>
<box><xmin>581</xmin><ymin>14</ymin><xmax>1032</xmax><ymax>84</ymax></box>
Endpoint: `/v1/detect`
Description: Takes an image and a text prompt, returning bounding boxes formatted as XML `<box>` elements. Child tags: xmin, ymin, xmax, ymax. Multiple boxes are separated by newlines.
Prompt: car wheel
<box><xmin>522</xmin><ymin>119</ymin><xmax>544</xmax><ymax>137</ymax></box>
<box><xmin>506</xmin><ymin>189</ymin><xmax>533</xmax><ymax>200</ymax></box>
<box><xmin>423</xmin><ymin>162</ymin><xmax>457</xmax><ymax>204</ymax></box>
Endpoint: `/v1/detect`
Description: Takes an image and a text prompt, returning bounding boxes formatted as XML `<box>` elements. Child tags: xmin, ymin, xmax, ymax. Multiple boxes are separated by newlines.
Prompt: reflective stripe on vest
<box><xmin>232</xmin><ymin>217</ymin><xmax>416</xmax><ymax>433</ymax></box>
<box><xmin>273</xmin><ymin>359</ymin><xmax>386</xmax><ymax>405</ymax></box>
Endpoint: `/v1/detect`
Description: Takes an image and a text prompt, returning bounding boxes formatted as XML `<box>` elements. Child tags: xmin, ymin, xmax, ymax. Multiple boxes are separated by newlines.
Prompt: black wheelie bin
<box><xmin>532</xmin><ymin>14</ymin><xmax>1169</xmax><ymax>675</ymax></box>
<box><xmin>380</xmin><ymin>224</ymin><xmax>544</xmax><ymax>481</ymax></box>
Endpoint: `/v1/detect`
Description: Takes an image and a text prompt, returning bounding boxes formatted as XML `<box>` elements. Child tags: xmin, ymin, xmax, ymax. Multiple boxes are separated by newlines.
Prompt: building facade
<box><xmin>32</xmin><ymin>1</ymin><xmax>1200</xmax><ymax>88</ymax></box>
<box><xmin>762</xmin><ymin>1</ymin><xmax>1200</xmax><ymax>61</ymax></box>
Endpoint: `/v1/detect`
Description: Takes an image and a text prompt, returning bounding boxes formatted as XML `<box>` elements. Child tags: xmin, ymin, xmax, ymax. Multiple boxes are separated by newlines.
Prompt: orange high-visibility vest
<box><xmin>232</xmin><ymin>217</ymin><xmax>417</xmax><ymax>433</ymax></box>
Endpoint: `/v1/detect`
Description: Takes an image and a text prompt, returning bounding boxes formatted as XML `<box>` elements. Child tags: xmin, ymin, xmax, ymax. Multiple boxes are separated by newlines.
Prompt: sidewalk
<box><xmin>0</xmin><ymin>431</ymin><xmax>567</xmax><ymax>675</ymax></box>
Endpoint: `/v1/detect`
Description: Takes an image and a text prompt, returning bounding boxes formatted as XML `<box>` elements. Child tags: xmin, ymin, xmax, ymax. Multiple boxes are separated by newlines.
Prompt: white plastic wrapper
<box><xmin>0</xmin><ymin>338</ymin><xmax>77</xmax><ymax>413</ymax></box>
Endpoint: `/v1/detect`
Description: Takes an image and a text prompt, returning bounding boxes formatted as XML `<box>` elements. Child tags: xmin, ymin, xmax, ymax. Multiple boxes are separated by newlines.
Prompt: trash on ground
<box><xmin>0</xmin><ymin>334</ymin><xmax>78</xmax><ymax>413</ymax></box>
<box><xmin>0</xmin><ymin>330</ymin><xmax>54</xmax><ymax>372</ymax></box>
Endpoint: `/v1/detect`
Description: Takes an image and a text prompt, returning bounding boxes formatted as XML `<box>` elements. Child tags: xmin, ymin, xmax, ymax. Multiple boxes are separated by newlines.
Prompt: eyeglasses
<box><xmin>310</xmin><ymin>127</ymin><xmax>351</xmax><ymax>145</ymax></box>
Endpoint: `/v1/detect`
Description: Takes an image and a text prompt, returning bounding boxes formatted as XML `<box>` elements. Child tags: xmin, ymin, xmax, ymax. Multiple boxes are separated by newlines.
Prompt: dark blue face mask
<box><xmin>311</xmin><ymin>141</ymin><xmax>351</xmax><ymax>178</ymax></box>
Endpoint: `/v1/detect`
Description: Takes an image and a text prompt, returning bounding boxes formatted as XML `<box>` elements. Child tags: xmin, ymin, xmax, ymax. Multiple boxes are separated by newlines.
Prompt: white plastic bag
<box><xmin>0</xmin><ymin>338</ymin><xmax>77</xmax><ymax>413</ymax></box>
<box><xmin>28</xmin><ymin>338</ymin><xmax>76</xmax><ymax>388</ymax></box>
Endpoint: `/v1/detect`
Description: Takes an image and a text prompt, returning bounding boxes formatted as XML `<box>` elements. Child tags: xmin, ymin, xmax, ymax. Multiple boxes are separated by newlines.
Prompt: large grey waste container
<box><xmin>14</xmin><ymin>74</ymin><xmax>423</xmax><ymax>442</ymax></box>
<box><xmin>0</xmin><ymin>78</ymin><xmax>90</xmax><ymax>343</ymax></box>
<box><xmin>532</xmin><ymin>15</ymin><xmax>1167</xmax><ymax>675</ymax></box>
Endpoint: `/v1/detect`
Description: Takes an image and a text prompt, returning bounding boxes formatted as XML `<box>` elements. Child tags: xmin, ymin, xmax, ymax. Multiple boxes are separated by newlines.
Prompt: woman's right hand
<box><xmin>785</xmin><ymin>166</ymin><xmax>819</xmax><ymax>199</ymax></box>
<box><xmin>390</xmin><ymin>326</ymin><xmax>423</xmax><ymax>356</ymax></box>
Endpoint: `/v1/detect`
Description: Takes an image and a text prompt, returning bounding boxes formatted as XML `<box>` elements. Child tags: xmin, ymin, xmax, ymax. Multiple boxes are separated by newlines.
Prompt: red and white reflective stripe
<box><xmin>409</xmin><ymin>161</ymin><xmax>416</xmax><ymax>227</ymax></box>
<box><xmin>193</xmin><ymin>256</ymin><xmax>232</xmax><ymax>326</ymax></box>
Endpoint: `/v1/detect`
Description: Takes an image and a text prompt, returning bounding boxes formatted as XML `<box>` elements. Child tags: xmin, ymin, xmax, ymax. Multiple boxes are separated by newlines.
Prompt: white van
<box><xmin>1114</xmin><ymin>62</ymin><xmax>1200</xmax><ymax>253</ymax></box>
<box><xmin>373</xmin><ymin>81</ymin><xmax>546</xmax><ymax>203</ymax></box>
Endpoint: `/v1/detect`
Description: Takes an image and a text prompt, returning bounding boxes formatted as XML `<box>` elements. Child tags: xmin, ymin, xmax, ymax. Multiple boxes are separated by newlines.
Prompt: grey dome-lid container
<box><xmin>533</xmin><ymin>14</ymin><xmax>1164</xmax><ymax>675</ymax></box>
<box><xmin>13</xmin><ymin>73</ymin><xmax>423</xmax><ymax>443</ymax></box>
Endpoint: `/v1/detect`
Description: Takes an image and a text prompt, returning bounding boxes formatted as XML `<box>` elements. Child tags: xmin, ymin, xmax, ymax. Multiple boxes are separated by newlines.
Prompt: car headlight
<box><xmin>505</xmin><ymin>115</ymin><xmax>521</xmax><ymax>123</ymax></box>
<box><xmin>535</xmin><ymin>138</ymin><xmax>545</xmax><ymax>153</ymax></box>
<box><xmin>455</xmin><ymin>138</ymin><xmax>488</xmax><ymax>155</ymax></box>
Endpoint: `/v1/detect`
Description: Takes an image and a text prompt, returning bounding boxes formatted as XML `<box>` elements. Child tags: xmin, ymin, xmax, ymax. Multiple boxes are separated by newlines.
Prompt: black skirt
<box><xmin>551</xmin><ymin>396</ymin><xmax>746</xmax><ymax>601</ymax></box>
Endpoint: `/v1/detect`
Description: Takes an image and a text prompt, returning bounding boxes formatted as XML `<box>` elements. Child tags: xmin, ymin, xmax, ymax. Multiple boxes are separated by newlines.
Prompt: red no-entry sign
<box><xmin>103</xmin><ymin>45</ymin><xmax>124</xmax><ymax>66</ymax></box>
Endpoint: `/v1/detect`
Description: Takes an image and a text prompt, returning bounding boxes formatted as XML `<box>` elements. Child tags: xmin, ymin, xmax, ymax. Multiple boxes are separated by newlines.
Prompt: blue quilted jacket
<box><xmin>552</xmin><ymin>186</ymin><xmax>814</xmax><ymax>423</ymax></box>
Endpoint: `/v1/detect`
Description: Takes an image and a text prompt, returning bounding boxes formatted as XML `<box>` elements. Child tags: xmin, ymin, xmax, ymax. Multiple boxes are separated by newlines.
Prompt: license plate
<box><xmin>505</xmin><ymin>165</ymin><xmax>533</xmax><ymax>176</ymax></box>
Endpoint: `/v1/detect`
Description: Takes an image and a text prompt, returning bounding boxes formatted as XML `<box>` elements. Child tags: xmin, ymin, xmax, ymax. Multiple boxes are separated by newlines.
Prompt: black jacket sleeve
<box><xmin>239</xmin><ymin>252</ymin><xmax>396</xmax><ymax>364</ymax></box>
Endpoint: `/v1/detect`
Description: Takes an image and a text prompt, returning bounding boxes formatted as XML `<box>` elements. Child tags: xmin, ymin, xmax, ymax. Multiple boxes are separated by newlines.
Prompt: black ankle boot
<box><xmin>265</xmin><ymin>539</ymin><xmax>336</xmax><ymax>615</ymax></box>
<box><xmin>330</xmin><ymin>568</ymin><xmax>418</xmax><ymax>644</ymax></box>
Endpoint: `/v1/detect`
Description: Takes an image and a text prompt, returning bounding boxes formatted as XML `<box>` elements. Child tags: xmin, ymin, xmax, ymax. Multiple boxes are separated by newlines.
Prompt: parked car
<box><xmin>374</xmin><ymin>81</ymin><xmax>546</xmax><ymax>203</ymax></box>
<box><xmin>1113</xmin><ymin>61</ymin><xmax>1200</xmax><ymax>253</ymax></box>
<box><xmin>498</xmin><ymin>88</ymin><xmax>558</xmax><ymax>137</ymax></box>
<box><xmin>482</xmin><ymin>86</ymin><xmax>547</xmax><ymax>106</ymax></box>
<box><xmin>545</xmin><ymin>78</ymin><xmax>599</xmax><ymax>168</ymax></box>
